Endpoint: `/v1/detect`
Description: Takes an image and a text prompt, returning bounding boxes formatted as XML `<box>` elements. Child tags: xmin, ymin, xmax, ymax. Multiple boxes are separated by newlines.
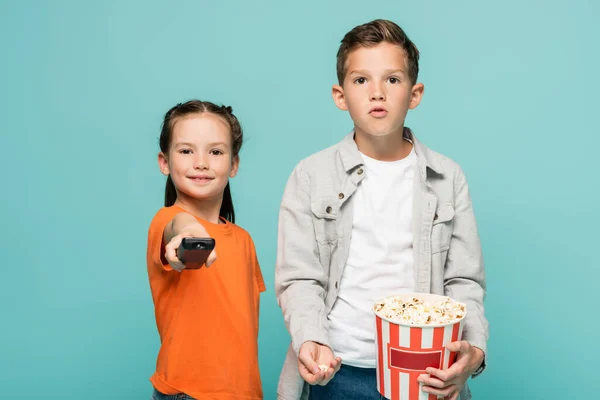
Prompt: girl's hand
<box><xmin>417</xmin><ymin>341</ymin><xmax>484</xmax><ymax>400</ymax></box>
<box><xmin>164</xmin><ymin>223</ymin><xmax>217</xmax><ymax>272</ymax></box>
<box><xmin>298</xmin><ymin>341</ymin><xmax>342</xmax><ymax>386</ymax></box>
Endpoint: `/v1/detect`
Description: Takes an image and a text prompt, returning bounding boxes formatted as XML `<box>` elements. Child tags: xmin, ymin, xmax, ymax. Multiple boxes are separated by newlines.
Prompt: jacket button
<box><xmin>434</xmin><ymin>213</ymin><xmax>439</xmax><ymax>220</ymax></box>
<box><xmin>338</xmin><ymin>193</ymin><xmax>344</xmax><ymax>199</ymax></box>
<box><xmin>357</xmin><ymin>168</ymin><xmax>364</xmax><ymax>175</ymax></box>
<box><xmin>335</xmin><ymin>282</ymin><xmax>338</xmax><ymax>289</ymax></box>
<box><xmin>326</xmin><ymin>206</ymin><xmax>332</xmax><ymax>214</ymax></box>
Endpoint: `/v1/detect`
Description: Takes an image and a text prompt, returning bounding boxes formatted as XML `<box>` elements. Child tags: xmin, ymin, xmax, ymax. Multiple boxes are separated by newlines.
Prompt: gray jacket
<box><xmin>275</xmin><ymin>129</ymin><xmax>488</xmax><ymax>400</ymax></box>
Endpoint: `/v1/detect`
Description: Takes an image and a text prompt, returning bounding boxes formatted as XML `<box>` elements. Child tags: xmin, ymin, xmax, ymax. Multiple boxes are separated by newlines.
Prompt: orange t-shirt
<box><xmin>146</xmin><ymin>206</ymin><xmax>266</xmax><ymax>399</ymax></box>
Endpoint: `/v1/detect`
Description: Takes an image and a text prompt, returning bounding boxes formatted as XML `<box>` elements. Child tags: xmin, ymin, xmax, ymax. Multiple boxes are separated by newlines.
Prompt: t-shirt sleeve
<box><xmin>249</xmin><ymin>237</ymin><xmax>266</xmax><ymax>293</ymax></box>
<box><xmin>147</xmin><ymin>207</ymin><xmax>184</xmax><ymax>272</ymax></box>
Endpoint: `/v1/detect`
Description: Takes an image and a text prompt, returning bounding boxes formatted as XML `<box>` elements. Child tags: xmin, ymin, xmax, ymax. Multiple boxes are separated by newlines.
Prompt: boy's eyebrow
<box><xmin>348</xmin><ymin>68</ymin><xmax>406</xmax><ymax>76</ymax></box>
<box><xmin>383</xmin><ymin>68</ymin><xmax>406</xmax><ymax>75</ymax></box>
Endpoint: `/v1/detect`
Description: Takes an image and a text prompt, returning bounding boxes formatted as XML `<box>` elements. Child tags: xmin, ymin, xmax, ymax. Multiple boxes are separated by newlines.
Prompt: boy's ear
<box><xmin>158</xmin><ymin>152</ymin><xmax>170</xmax><ymax>176</ymax></box>
<box><xmin>332</xmin><ymin>84</ymin><xmax>348</xmax><ymax>111</ymax></box>
<box><xmin>229</xmin><ymin>155</ymin><xmax>239</xmax><ymax>178</ymax></box>
<box><xmin>409</xmin><ymin>83</ymin><xmax>425</xmax><ymax>110</ymax></box>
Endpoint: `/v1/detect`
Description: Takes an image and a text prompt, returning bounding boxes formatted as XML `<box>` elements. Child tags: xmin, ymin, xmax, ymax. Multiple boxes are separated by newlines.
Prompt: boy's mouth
<box><xmin>369</xmin><ymin>106</ymin><xmax>388</xmax><ymax>118</ymax></box>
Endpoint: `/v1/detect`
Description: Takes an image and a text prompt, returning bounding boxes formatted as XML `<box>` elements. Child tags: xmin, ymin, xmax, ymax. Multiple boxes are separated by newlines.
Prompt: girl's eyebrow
<box><xmin>174</xmin><ymin>141</ymin><xmax>229</xmax><ymax>148</ymax></box>
<box><xmin>348</xmin><ymin>69</ymin><xmax>370</xmax><ymax>76</ymax></box>
<box><xmin>174</xmin><ymin>141</ymin><xmax>195</xmax><ymax>147</ymax></box>
<box><xmin>207</xmin><ymin>141</ymin><xmax>229</xmax><ymax>148</ymax></box>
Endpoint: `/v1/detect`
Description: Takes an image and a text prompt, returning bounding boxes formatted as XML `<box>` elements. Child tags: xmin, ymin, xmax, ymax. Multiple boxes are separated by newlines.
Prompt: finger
<box><xmin>172</xmin><ymin>262</ymin><xmax>186</xmax><ymax>272</ymax></box>
<box><xmin>164</xmin><ymin>251</ymin><xmax>184</xmax><ymax>272</ymax></box>
<box><xmin>421</xmin><ymin>384</ymin><xmax>457</xmax><ymax>397</ymax></box>
<box><xmin>319</xmin><ymin>368</ymin><xmax>336</xmax><ymax>386</ymax></box>
<box><xmin>165</xmin><ymin>242</ymin><xmax>179</xmax><ymax>263</ymax></box>
<box><xmin>298</xmin><ymin>363</ymin><xmax>323</xmax><ymax>385</ymax></box>
<box><xmin>450</xmin><ymin>390</ymin><xmax>461</xmax><ymax>400</ymax></box>
<box><xmin>167</xmin><ymin>235</ymin><xmax>186</xmax><ymax>261</ymax></box>
<box><xmin>331</xmin><ymin>357</ymin><xmax>342</xmax><ymax>372</ymax></box>
<box><xmin>418</xmin><ymin>375</ymin><xmax>449</xmax><ymax>389</ymax></box>
<box><xmin>425</xmin><ymin>367</ymin><xmax>453</xmax><ymax>382</ymax></box>
<box><xmin>322</xmin><ymin>364</ymin><xmax>338</xmax><ymax>381</ymax></box>
<box><xmin>446</xmin><ymin>340</ymin><xmax>470</xmax><ymax>353</ymax></box>
<box><xmin>298</xmin><ymin>348</ymin><xmax>320</xmax><ymax>376</ymax></box>
<box><xmin>206</xmin><ymin>249</ymin><xmax>217</xmax><ymax>267</ymax></box>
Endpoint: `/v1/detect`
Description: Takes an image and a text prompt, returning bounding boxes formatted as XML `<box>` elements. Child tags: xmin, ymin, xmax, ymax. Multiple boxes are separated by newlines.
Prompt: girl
<box><xmin>147</xmin><ymin>100</ymin><xmax>266</xmax><ymax>400</ymax></box>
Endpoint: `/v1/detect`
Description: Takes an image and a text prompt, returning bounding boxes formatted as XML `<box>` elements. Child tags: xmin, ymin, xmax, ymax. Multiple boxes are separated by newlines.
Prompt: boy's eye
<box><xmin>179</xmin><ymin>149</ymin><xmax>192</xmax><ymax>155</ymax></box>
<box><xmin>389</xmin><ymin>77</ymin><xmax>400</xmax><ymax>84</ymax></box>
<box><xmin>354</xmin><ymin>77</ymin><xmax>366</xmax><ymax>84</ymax></box>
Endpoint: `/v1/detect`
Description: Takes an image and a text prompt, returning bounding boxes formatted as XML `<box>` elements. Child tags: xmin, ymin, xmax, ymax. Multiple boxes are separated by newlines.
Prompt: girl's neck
<box><xmin>174</xmin><ymin>193</ymin><xmax>223</xmax><ymax>224</ymax></box>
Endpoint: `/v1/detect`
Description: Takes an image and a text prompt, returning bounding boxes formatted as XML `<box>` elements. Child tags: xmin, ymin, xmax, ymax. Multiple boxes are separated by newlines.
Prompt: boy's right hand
<box><xmin>298</xmin><ymin>341</ymin><xmax>342</xmax><ymax>386</ymax></box>
<box><xmin>164</xmin><ymin>224</ymin><xmax>217</xmax><ymax>272</ymax></box>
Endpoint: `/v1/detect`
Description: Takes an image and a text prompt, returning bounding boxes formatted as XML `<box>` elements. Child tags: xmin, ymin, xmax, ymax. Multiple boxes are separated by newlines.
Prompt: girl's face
<box><xmin>158</xmin><ymin>112</ymin><xmax>238</xmax><ymax>205</ymax></box>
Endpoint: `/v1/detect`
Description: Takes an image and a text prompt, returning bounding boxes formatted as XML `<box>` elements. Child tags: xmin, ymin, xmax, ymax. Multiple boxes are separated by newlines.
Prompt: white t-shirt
<box><xmin>327</xmin><ymin>147</ymin><xmax>417</xmax><ymax>368</ymax></box>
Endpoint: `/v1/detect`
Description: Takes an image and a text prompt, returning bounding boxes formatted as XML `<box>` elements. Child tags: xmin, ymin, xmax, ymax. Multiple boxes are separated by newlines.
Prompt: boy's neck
<box><xmin>354</xmin><ymin>127</ymin><xmax>413</xmax><ymax>161</ymax></box>
<box><xmin>174</xmin><ymin>195</ymin><xmax>222</xmax><ymax>225</ymax></box>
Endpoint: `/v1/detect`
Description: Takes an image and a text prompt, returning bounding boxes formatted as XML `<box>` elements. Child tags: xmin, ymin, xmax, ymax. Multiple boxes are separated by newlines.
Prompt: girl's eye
<box><xmin>389</xmin><ymin>77</ymin><xmax>400</xmax><ymax>84</ymax></box>
<box><xmin>354</xmin><ymin>77</ymin><xmax>366</xmax><ymax>84</ymax></box>
<box><xmin>210</xmin><ymin>149</ymin><xmax>224</xmax><ymax>156</ymax></box>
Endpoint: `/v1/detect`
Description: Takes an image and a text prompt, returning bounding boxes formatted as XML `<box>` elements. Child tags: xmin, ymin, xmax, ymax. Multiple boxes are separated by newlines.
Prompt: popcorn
<box><xmin>318</xmin><ymin>364</ymin><xmax>329</xmax><ymax>372</ymax></box>
<box><xmin>373</xmin><ymin>295</ymin><xmax>465</xmax><ymax>325</ymax></box>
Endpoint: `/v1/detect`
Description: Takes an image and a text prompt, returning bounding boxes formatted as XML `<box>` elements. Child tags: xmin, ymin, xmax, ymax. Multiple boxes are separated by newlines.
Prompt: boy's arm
<box><xmin>444</xmin><ymin>167</ymin><xmax>489</xmax><ymax>376</ymax></box>
<box><xmin>275</xmin><ymin>163</ymin><xmax>331</xmax><ymax>354</ymax></box>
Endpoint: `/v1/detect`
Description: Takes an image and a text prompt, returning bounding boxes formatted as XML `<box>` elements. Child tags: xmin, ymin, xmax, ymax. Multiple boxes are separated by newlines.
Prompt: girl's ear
<box><xmin>158</xmin><ymin>152</ymin><xmax>170</xmax><ymax>176</ymax></box>
<box><xmin>229</xmin><ymin>155</ymin><xmax>239</xmax><ymax>178</ymax></box>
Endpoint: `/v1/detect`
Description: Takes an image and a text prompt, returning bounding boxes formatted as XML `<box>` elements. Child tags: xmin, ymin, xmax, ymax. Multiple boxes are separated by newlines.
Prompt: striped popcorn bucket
<box><xmin>373</xmin><ymin>293</ymin><xmax>466</xmax><ymax>400</ymax></box>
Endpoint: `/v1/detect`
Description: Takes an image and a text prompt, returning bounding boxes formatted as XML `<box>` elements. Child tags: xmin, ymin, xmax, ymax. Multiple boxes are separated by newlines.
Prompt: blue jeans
<box><xmin>309</xmin><ymin>364</ymin><xmax>387</xmax><ymax>400</ymax></box>
<box><xmin>151</xmin><ymin>388</ymin><xmax>195</xmax><ymax>400</ymax></box>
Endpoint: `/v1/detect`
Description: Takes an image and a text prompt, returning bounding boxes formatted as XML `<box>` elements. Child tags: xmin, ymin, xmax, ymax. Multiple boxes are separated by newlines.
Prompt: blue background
<box><xmin>1</xmin><ymin>1</ymin><xmax>597</xmax><ymax>398</ymax></box>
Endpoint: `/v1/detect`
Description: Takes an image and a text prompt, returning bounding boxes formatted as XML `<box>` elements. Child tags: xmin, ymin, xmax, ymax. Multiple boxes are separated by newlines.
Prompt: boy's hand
<box><xmin>298</xmin><ymin>341</ymin><xmax>342</xmax><ymax>386</ymax></box>
<box><xmin>164</xmin><ymin>223</ymin><xmax>217</xmax><ymax>272</ymax></box>
<box><xmin>417</xmin><ymin>341</ymin><xmax>484</xmax><ymax>400</ymax></box>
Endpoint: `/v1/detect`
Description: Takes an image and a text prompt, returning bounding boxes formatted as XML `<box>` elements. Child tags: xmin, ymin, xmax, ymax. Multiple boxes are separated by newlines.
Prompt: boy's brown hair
<box><xmin>336</xmin><ymin>19</ymin><xmax>420</xmax><ymax>85</ymax></box>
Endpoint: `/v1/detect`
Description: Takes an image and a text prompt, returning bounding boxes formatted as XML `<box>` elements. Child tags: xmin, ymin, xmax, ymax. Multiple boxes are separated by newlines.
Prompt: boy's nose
<box><xmin>370</xmin><ymin>87</ymin><xmax>385</xmax><ymax>101</ymax></box>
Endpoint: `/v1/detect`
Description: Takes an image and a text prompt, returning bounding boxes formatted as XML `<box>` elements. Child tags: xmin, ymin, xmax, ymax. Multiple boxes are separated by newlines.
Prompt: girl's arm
<box><xmin>163</xmin><ymin>213</ymin><xmax>216</xmax><ymax>271</ymax></box>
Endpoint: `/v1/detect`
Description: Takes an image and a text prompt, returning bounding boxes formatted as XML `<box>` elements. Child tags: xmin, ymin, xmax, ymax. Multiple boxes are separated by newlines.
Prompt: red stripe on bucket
<box><xmin>448</xmin><ymin>323</ymin><xmax>460</xmax><ymax>366</ymax></box>
<box><xmin>409</xmin><ymin>328</ymin><xmax>422</xmax><ymax>400</ymax></box>
<box><xmin>434</xmin><ymin>327</ymin><xmax>445</xmax><ymax>369</ymax></box>
<box><xmin>389</xmin><ymin>322</ymin><xmax>400</xmax><ymax>400</ymax></box>
<box><xmin>376</xmin><ymin>316</ymin><xmax>385</xmax><ymax>396</ymax></box>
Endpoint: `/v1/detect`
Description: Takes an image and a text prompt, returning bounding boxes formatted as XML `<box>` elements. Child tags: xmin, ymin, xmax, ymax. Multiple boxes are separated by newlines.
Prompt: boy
<box><xmin>275</xmin><ymin>19</ymin><xmax>488</xmax><ymax>400</ymax></box>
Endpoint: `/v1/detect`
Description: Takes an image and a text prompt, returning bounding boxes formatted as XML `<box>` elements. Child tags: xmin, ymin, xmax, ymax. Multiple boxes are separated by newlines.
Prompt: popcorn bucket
<box><xmin>373</xmin><ymin>293</ymin><xmax>466</xmax><ymax>400</ymax></box>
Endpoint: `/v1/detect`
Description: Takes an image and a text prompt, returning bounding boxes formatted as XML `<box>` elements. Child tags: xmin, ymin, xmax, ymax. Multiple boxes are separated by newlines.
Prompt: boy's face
<box><xmin>332</xmin><ymin>42</ymin><xmax>424</xmax><ymax>139</ymax></box>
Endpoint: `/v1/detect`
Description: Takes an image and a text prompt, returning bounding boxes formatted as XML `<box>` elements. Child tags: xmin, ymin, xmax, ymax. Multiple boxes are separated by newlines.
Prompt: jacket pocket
<box><xmin>431</xmin><ymin>203</ymin><xmax>454</xmax><ymax>253</ymax></box>
<box><xmin>310</xmin><ymin>197</ymin><xmax>339</xmax><ymax>244</ymax></box>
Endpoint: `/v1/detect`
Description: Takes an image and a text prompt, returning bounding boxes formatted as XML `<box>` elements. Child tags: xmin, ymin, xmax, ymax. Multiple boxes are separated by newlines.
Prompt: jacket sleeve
<box><xmin>275</xmin><ymin>162</ymin><xmax>331</xmax><ymax>354</ymax></box>
<box><xmin>444</xmin><ymin>166</ymin><xmax>489</xmax><ymax>376</ymax></box>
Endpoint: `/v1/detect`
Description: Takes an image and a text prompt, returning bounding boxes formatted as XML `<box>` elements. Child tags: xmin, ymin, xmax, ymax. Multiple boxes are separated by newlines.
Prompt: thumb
<box><xmin>445</xmin><ymin>340</ymin><xmax>468</xmax><ymax>353</ymax></box>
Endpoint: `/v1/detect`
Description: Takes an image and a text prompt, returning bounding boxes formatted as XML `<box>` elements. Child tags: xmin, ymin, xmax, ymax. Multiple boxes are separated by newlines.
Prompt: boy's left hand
<box><xmin>417</xmin><ymin>341</ymin><xmax>484</xmax><ymax>400</ymax></box>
